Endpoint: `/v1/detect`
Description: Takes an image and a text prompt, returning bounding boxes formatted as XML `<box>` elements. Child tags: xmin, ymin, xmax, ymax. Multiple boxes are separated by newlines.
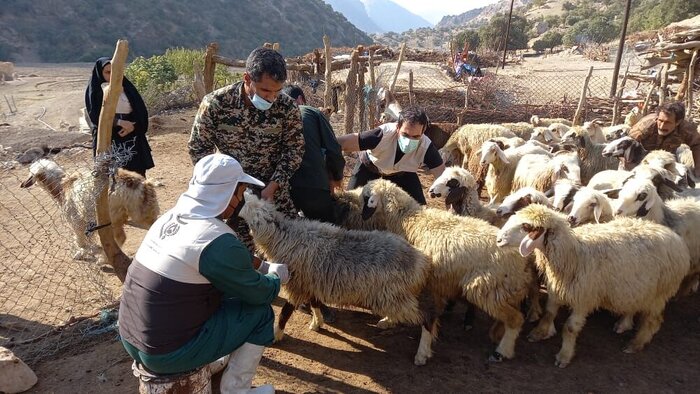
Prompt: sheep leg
<box><xmin>490</xmin><ymin>304</ymin><xmax>525</xmax><ymax>362</ymax></box>
<box><xmin>463</xmin><ymin>303</ymin><xmax>476</xmax><ymax>331</ymax></box>
<box><xmin>71</xmin><ymin>221</ymin><xmax>93</xmax><ymax>261</ymax></box>
<box><xmin>555</xmin><ymin>310</ymin><xmax>588</xmax><ymax>368</ymax></box>
<box><xmin>308</xmin><ymin>298</ymin><xmax>324</xmax><ymax>332</ymax></box>
<box><xmin>624</xmin><ymin>311</ymin><xmax>663</xmax><ymax>354</ymax></box>
<box><xmin>526</xmin><ymin>270</ymin><xmax>543</xmax><ymax>322</ymax></box>
<box><xmin>528</xmin><ymin>296</ymin><xmax>560</xmax><ymax>342</ymax></box>
<box><xmin>414</xmin><ymin>298</ymin><xmax>447</xmax><ymax>366</ymax></box>
<box><xmin>274</xmin><ymin>301</ymin><xmax>296</xmax><ymax>342</ymax></box>
<box><xmin>677</xmin><ymin>274</ymin><xmax>700</xmax><ymax>297</ymax></box>
<box><xmin>614</xmin><ymin>314</ymin><xmax>635</xmax><ymax>334</ymax></box>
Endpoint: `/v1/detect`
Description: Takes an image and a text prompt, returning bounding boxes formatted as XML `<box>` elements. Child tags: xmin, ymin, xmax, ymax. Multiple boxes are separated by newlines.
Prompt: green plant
<box><xmin>478</xmin><ymin>14</ymin><xmax>529</xmax><ymax>51</ymax></box>
<box><xmin>454</xmin><ymin>29</ymin><xmax>480</xmax><ymax>51</ymax></box>
<box><xmin>126</xmin><ymin>55</ymin><xmax>178</xmax><ymax>91</ymax></box>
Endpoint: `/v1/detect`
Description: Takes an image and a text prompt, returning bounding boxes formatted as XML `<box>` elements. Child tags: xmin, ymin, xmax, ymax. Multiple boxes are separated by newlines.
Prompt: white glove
<box><xmin>267</xmin><ymin>262</ymin><xmax>290</xmax><ymax>285</ymax></box>
<box><xmin>257</xmin><ymin>260</ymin><xmax>271</xmax><ymax>274</ymax></box>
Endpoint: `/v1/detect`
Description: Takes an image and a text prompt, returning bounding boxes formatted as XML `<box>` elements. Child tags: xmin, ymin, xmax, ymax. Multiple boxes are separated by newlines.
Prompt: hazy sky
<box><xmin>388</xmin><ymin>0</ymin><xmax>501</xmax><ymax>24</ymax></box>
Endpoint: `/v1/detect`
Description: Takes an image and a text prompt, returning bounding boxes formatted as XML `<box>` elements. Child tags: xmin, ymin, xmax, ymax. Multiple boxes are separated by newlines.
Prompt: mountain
<box><xmin>362</xmin><ymin>0</ymin><xmax>433</xmax><ymax>33</ymax></box>
<box><xmin>467</xmin><ymin>0</ymin><xmax>532</xmax><ymax>27</ymax></box>
<box><xmin>324</xmin><ymin>0</ymin><xmax>384</xmax><ymax>33</ymax></box>
<box><xmin>0</xmin><ymin>0</ymin><xmax>373</xmax><ymax>63</ymax></box>
<box><xmin>436</xmin><ymin>7</ymin><xmax>486</xmax><ymax>29</ymax></box>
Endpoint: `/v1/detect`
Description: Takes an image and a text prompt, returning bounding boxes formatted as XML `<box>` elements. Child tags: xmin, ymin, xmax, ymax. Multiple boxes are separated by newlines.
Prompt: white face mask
<box><xmin>398</xmin><ymin>134</ymin><xmax>420</xmax><ymax>153</ymax></box>
<box><xmin>250</xmin><ymin>93</ymin><xmax>273</xmax><ymax>111</ymax></box>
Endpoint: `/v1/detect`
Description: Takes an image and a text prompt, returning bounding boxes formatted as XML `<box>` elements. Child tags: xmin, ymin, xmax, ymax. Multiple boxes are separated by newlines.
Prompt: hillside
<box><xmin>436</xmin><ymin>7</ymin><xmax>486</xmax><ymax>29</ymax></box>
<box><xmin>324</xmin><ymin>0</ymin><xmax>384</xmax><ymax>33</ymax></box>
<box><xmin>0</xmin><ymin>0</ymin><xmax>373</xmax><ymax>63</ymax></box>
<box><xmin>363</xmin><ymin>0</ymin><xmax>432</xmax><ymax>33</ymax></box>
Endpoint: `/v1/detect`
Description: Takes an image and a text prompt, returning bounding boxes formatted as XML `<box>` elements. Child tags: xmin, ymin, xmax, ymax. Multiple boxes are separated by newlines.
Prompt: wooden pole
<box><xmin>501</xmin><ymin>0</ymin><xmax>515</xmax><ymax>70</ymax></box>
<box><xmin>323</xmin><ymin>35</ymin><xmax>333</xmax><ymax>109</ymax></box>
<box><xmin>203</xmin><ymin>42</ymin><xmax>218</xmax><ymax>94</ymax></box>
<box><xmin>408</xmin><ymin>69</ymin><xmax>414</xmax><ymax>105</ymax></box>
<box><xmin>389</xmin><ymin>42</ymin><xmax>406</xmax><ymax>93</ymax></box>
<box><xmin>610</xmin><ymin>0</ymin><xmax>632</xmax><ymax>98</ymax></box>
<box><xmin>611</xmin><ymin>66</ymin><xmax>629</xmax><ymax>125</ymax></box>
<box><xmin>642</xmin><ymin>74</ymin><xmax>660</xmax><ymax>115</ymax></box>
<box><xmin>357</xmin><ymin>48</ymin><xmax>367</xmax><ymax>130</ymax></box>
<box><xmin>344</xmin><ymin>50</ymin><xmax>359</xmax><ymax>134</ymax></box>
<box><xmin>368</xmin><ymin>49</ymin><xmax>377</xmax><ymax>127</ymax></box>
<box><xmin>573</xmin><ymin>66</ymin><xmax>594</xmax><ymax>126</ymax></box>
<box><xmin>659</xmin><ymin>64</ymin><xmax>669</xmax><ymax>107</ymax></box>
<box><xmin>95</xmin><ymin>40</ymin><xmax>132</xmax><ymax>282</ymax></box>
<box><xmin>687</xmin><ymin>49</ymin><xmax>699</xmax><ymax>116</ymax></box>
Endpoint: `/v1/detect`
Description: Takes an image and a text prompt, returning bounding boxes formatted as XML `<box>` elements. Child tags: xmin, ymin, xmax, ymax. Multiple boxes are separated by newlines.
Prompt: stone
<box><xmin>0</xmin><ymin>346</ymin><xmax>38</xmax><ymax>393</ymax></box>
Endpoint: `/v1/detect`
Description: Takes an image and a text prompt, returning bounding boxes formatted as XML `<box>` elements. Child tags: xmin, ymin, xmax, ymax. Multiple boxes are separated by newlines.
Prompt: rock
<box><xmin>0</xmin><ymin>346</ymin><xmax>38</xmax><ymax>393</ymax></box>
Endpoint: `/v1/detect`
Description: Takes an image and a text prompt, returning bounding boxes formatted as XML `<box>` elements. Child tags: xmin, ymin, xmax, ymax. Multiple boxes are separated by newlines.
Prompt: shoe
<box><xmin>220</xmin><ymin>343</ymin><xmax>275</xmax><ymax>394</ymax></box>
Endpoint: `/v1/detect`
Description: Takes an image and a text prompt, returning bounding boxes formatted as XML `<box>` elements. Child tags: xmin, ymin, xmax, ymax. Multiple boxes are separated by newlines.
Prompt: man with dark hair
<box><xmin>188</xmin><ymin>47</ymin><xmax>305</xmax><ymax>251</ymax></box>
<box><xmin>629</xmin><ymin>101</ymin><xmax>700</xmax><ymax>178</ymax></box>
<box><xmin>338</xmin><ymin>104</ymin><xmax>445</xmax><ymax>204</ymax></box>
<box><xmin>282</xmin><ymin>85</ymin><xmax>345</xmax><ymax>223</ymax></box>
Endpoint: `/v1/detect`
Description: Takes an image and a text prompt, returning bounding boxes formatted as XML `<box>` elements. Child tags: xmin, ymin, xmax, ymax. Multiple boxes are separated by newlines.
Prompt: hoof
<box><xmin>309</xmin><ymin>322</ymin><xmax>321</xmax><ymax>332</ymax></box>
<box><xmin>414</xmin><ymin>355</ymin><xmax>428</xmax><ymax>366</ymax></box>
<box><xmin>554</xmin><ymin>357</ymin><xmax>569</xmax><ymax>368</ymax></box>
<box><xmin>376</xmin><ymin>317</ymin><xmax>396</xmax><ymax>330</ymax></box>
<box><xmin>623</xmin><ymin>343</ymin><xmax>643</xmax><ymax>354</ymax></box>
<box><xmin>273</xmin><ymin>326</ymin><xmax>285</xmax><ymax>342</ymax></box>
<box><xmin>528</xmin><ymin>326</ymin><xmax>555</xmax><ymax>342</ymax></box>
<box><xmin>488</xmin><ymin>351</ymin><xmax>503</xmax><ymax>363</ymax></box>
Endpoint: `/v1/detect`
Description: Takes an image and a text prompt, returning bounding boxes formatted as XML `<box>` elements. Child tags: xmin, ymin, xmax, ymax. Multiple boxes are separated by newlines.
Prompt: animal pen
<box><xmin>1</xmin><ymin>26</ymin><xmax>698</xmax><ymax>368</ymax></box>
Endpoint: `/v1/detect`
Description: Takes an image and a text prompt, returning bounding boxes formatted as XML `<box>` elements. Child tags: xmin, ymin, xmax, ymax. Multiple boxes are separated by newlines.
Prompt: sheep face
<box><xmin>479</xmin><ymin>140</ymin><xmax>508</xmax><ymax>166</ymax></box>
<box><xmin>551</xmin><ymin>180</ymin><xmax>579</xmax><ymax>213</ymax></box>
<box><xmin>614</xmin><ymin>178</ymin><xmax>657</xmax><ymax>218</ymax></box>
<box><xmin>548</xmin><ymin>123</ymin><xmax>570</xmax><ymax>136</ymax></box>
<box><xmin>238</xmin><ymin>192</ymin><xmax>278</xmax><ymax>228</ymax></box>
<box><xmin>552</xmin><ymin>151</ymin><xmax>581</xmax><ymax>184</ymax></box>
<box><xmin>496</xmin><ymin>187</ymin><xmax>545</xmax><ymax>218</ymax></box>
<box><xmin>428</xmin><ymin>166</ymin><xmax>475</xmax><ymax>207</ymax></box>
<box><xmin>361</xmin><ymin>188</ymin><xmax>382</xmax><ymax>220</ymax></box>
<box><xmin>496</xmin><ymin>211</ymin><xmax>546</xmax><ymax>257</ymax></box>
<box><xmin>530</xmin><ymin>127</ymin><xmax>557</xmax><ymax>144</ymax></box>
<box><xmin>603</xmin><ymin>125</ymin><xmax>629</xmax><ymax>142</ymax></box>
<box><xmin>20</xmin><ymin>158</ymin><xmax>66</xmax><ymax>201</ymax></box>
<box><xmin>568</xmin><ymin>189</ymin><xmax>606</xmax><ymax>226</ymax></box>
<box><xmin>602</xmin><ymin>136</ymin><xmax>635</xmax><ymax>158</ymax></box>
<box><xmin>439</xmin><ymin>146</ymin><xmax>462</xmax><ymax>167</ymax></box>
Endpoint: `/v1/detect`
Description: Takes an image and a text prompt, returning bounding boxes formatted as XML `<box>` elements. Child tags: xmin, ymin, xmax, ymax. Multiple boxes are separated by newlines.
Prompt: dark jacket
<box><xmin>629</xmin><ymin>113</ymin><xmax>700</xmax><ymax>168</ymax></box>
<box><xmin>290</xmin><ymin>105</ymin><xmax>345</xmax><ymax>191</ymax></box>
<box><xmin>85</xmin><ymin>57</ymin><xmax>154</xmax><ymax>174</ymax></box>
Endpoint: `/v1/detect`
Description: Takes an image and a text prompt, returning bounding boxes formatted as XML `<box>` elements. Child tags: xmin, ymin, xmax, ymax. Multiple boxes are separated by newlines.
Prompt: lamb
<box><xmin>496</xmin><ymin>204</ymin><xmax>689</xmax><ymax>368</ymax></box>
<box><xmin>361</xmin><ymin>179</ymin><xmax>535</xmax><ymax>365</ymax></box>
<box><xmin>238</xmin><ymin>193</ymin><xmax>433</xmax><ymax>350</ymax></box>
<box><xmin>511</xmin><ymin>150</ymin><xmax>581</xmax><ymax>194</ymax></box>
<box><xmin>496</xmin><ymin>187</ymin><xmax>551</xmax><ymax>218</ymax></box>
<box><xmin>614</xmin><ymin>177</ymin><xmax>700</xmax><ymax>295</ymax></box>
<box><xmin>566</xmin><ymin>186</ymin><xmax>614</xmax><ymax>226</ymax></box>
<box><xmin>560</xmin><ymin>127</ymin><xmax>618</xmax><ymax>184</ymax></box>
<box><xmin>20</xmin><ymin>158</ymin><xmax>159</xmax><ymax>260</ymax></box>
<box><xmin>480</xmin><ymin>140</ymin><xmax>551</xmax><ymax>204</ymax></box>
<box><xmin>530</xmin><ymin>115</ymin><xmax>572</xmax><ymax>127</ymax></box>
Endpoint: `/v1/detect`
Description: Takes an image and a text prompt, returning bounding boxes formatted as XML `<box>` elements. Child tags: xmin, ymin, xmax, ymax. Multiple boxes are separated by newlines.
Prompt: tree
<box><xmin>533</xmin><ymin>31</ymin><xmax>563</xmax><ymax>53</ymax></box>
<box><xmin>454</xmin><ymin>29</ymin><xmax>480</xmax><ymax>51</ymax></box>
<box><xmin>562</xmin><ymin>1</ymin><xmax>575</xmax><ymax>11</ymax></box>
<box><xmin>478</xmin><ymin>14</ymin><xmax>529</xmax><ymax>51</ymax></box>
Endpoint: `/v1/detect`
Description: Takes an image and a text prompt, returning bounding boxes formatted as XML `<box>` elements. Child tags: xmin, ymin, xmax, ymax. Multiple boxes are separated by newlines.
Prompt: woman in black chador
<box><xmin>85</xmin><ymin>57</ymin><xmax>154</xmax><ymax>177</ymax></box>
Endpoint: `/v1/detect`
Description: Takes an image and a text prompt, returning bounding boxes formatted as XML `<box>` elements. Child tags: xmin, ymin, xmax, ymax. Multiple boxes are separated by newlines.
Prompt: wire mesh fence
<box><xmin>0</xmin><ymin>146</ymin><xmax>123</xmax><ymax>366</ymax></box>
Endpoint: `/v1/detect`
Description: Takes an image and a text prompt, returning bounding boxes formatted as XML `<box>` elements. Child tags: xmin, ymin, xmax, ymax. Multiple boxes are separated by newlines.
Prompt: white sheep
<box><xmin>550</xmin><ymin>178</ymin><xmax>580</xmax><ymax>213</ymax></box>
<box><xmin>602</xmin><ymin>124</ymin><xmax>630</xmax><ymax>142</ymax></box>
<box><xmin>566</xmin><ymin>186</ymin><xmax>614</xmax><ymax>226</ymax></box>
<box><xmin>511</xmin><ymin>150</ymin><xmax>581</xmax><ymax>194</ymax></box>
<box><xmin>601</xmin><ymin>136</ymin><xmax>647</xmax><ymax>170</ymax></box>
<box><xmin>20</xmin><ymin>158</ymin><xmax>160</xmax><ymax>260</ymax></box>
<box><xmin>529</xmin><ymin>127</ymin><xmax>560</xmax><ymax>144</ymax></box>
<box><xmin>428</xmin><ymin>166</ymin><xmax>502</xmax><ymax>226</ymax></box>
<box><xmin>496</xmin><ymin>204</ymin><xmax>689</xmax><ymax>368</ymax></box>
<box><xmin>614</xmin><ymin>177</ymin><xmax>700</xmax><ymax>295</ymax></box>
<box><xmin>238</xmin><ymin>193</ymin><xmax>433</xmax><ymax>348</ymax></box>
<box><xmin>560</xmin><ymin>127</ymin><xmax>618</xmax><ymax>184</ymax></box>
<box><xmin>530</xmin><ymin>115</ymin><xmax>572</xmax><ymax>127</ymax></box>
<box><xmin>581</xmin><ymin>120</ymin><xmax>606</xmax><ymax>144</ymax></box>
<box><xmin>676</xmin><ymin>144</ymin><xmax>695</xmax><ymax>180</ymax></box>
<box><xmin>480</xmin><ymin>140</ymin><xmax>551</xmax><ymax>204</ymax></box>
<box><xmin>362</xmin><ymin>179</ymin><xmax>535</xmax><ymax>365</ymax></box>
<box><xmin>548</xmin><ymin>122</ymin><xmax>571</xmax><ymax>136</ymax></box>
<box><xmin>501</xmin><ymin>122</ymin><xmax>535</xmax><ymax>140</ymax></box>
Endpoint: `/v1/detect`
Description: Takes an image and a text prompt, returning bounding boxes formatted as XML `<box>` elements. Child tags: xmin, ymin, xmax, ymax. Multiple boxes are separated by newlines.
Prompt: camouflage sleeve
<box><xmin>188</xmin><ymin>95</ymin><xmax>220</xmax><ymax>164</ymax></box>
<box><xmin>271</xmin><ymin>105</ymin><xmax>305</xmax><ymax>188</ymax></box>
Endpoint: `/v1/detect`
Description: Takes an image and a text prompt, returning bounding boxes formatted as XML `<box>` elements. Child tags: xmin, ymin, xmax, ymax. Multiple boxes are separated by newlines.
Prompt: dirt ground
<box><xmin>2</xmin><ymin>63</ymin><xmax>700</xmax><ymax>393</ymax></box>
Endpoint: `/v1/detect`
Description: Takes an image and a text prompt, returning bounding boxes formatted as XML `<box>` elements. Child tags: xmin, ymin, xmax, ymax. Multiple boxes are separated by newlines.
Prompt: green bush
<box><xmin>478</xmin><ymin>14</ymin><xmax>529</xmax><ymax>51</ymax></box>
<box><xmin>454</xmin><ymin>30</ymin><xmax>480</xmax><ymax>51</ymax></box>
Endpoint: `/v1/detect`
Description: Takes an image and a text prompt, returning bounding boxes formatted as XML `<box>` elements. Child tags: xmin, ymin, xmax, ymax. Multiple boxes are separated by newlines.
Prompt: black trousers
<box><xmin>290</xmin><ymin>186</ymin><xmax>343</xmax><ymax>223</ymax></box>
<box><xmin>347</xmin><ymin>162</ymin><xmax>427</xmax><ymax>205</ymax></box>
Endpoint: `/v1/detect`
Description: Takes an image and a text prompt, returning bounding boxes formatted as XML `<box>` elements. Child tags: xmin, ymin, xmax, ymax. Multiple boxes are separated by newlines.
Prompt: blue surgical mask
<box><xmin>250</xmin><ymin>93</ymin><xmax>273</xmax><ymax>111</ymax></box>
<box><xmin>398</xmin><ymin>134</ymin><xmax>420</xmax><ymax>154</ymax></box>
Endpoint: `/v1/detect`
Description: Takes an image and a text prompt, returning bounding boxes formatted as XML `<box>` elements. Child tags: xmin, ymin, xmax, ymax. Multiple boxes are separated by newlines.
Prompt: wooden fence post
<box><xmin>203</xmin><ymin>42</ymin><xmax>218</xmax><ymax>94</ymax></box>
<box><xmin>659</xmin><ymin>64</ymin><xmax>669</xmax><ymax>108</ymax></box>
<box><xmin>367</xmin><ymin>49</ymin><xmax>377</xmax><ymax>126</ymax></box>
<box><xmin>687</xmin><ymin>49</ymin><xmax>699</xmax><ymax>116</ymax></box>
<box><xmin>344</xmin><ymin>50</ymin><xmax>359</xmax><ymax>134</ymax></box>
<box><xmin>408</xmin><ymin>70</ymin><xmax>414</xmax><ymax>105</ymax></box>
<box><xmin>642</xmin><ymin>73</ymin><xmax>660</xmax><ymax>115</ymax></box>
<box><xmin>389</xmin><ymin>42</ymin><xmax>406</xmax><ymax>93</ymax></box>
<box><xmin>323</xmin><ymin>35</ymin><xmax>333</xmax><ymax>110</ymax></box>
<box><xmin>611</xmin><ymin>66</ymin><xmax>629</xmax><ymax>125</ymax></box>
<box><xmin>357</xmin><ymin>46</ymin><xmax>367</xmax><ymax>130</ymax></box>
<box><xmin>95</xmin><ymin>40</ymin><xmax>132</xmax><ymax>282</ymax></box>
<box><xmin>573</xmin><ymin>66</ymin><xmax>594</xmax><ymax>126</ymax></box>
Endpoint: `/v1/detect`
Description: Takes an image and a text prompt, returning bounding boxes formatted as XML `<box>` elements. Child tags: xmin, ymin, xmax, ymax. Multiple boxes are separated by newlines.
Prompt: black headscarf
<box><xmin>84</xmin><ymin>57</ymin><xmax>149</xmax><ymax>137</ymax></box>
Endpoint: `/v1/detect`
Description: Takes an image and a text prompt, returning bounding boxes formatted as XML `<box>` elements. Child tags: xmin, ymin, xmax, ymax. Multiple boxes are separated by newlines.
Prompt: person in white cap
<box><xmin>119</xmin><ymin>153</ymin><xmax>288</xmax><ymax>393</ymax></box>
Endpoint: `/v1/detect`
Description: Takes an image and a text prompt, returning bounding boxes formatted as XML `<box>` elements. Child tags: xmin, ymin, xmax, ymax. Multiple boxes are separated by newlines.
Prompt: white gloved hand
<box><xmin>257</xmin><ymin>260</ymin><xmax>271</xmax><ymax>275</ymax></box>
<box><xmin>267</xmin><ymin>262</ymin><xmax>290</xmax><ymax>285</ymax></box>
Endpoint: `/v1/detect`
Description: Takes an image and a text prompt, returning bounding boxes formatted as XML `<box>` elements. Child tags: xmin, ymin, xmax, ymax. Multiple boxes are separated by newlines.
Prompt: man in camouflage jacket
<box><xmin>629</xmin><ymin>101</ymin><xmax>700</xmax><ymax>178</ymax></box>
<box><xmin>188</xmin><ymin>47</ymin><xmax>305</xmax><ymax>250</ymax></box>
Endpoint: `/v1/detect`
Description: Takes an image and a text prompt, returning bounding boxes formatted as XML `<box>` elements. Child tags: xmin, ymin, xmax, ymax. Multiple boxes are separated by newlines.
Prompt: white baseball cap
<box><xmin>175</xmin><ymin>153</ymin><xmax>265</xmax><ymax>219</ymax></box>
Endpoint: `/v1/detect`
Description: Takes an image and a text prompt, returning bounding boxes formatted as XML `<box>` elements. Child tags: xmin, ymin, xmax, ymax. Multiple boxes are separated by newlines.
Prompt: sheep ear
<box><xmin>445</xmin><ymin>186</ymin><xmax>467</xmax><ymax>207</ymax></box>
<box><xmin>20</xmin><ymin>175</ymin><xmax>35</xmax><ymax>188</ymax></box>
<box><xmin>593</xmin><ymin>203</ymin><xmax>603</xmax><ymax>224</ymax></box>
<box><xmin>687</xmin><ymin>174</ymin><xmax>696</xmax><ymax>188</ymax></box>
<box><xmin>519</xmin><ymin>228</ymin><xmax>544</xmax><ymax>257</ymax></box>
<box><xmin>496</xmin><ymin>147</ymin><xmax>510</xmax><ymax>164</ymax></box>
<box><xmin>544</xmin><ymin>187</ymin><xmax>555</xmax><ymax>198</ymax></box>
<box><xmin>601</xmin><ymin>188</ymin><xmax>620</xmax><ymax>199</ymax></box>
<box><xmin>563</xmin><ymin>201</ymin><xmax>574</xmax><ymax>214</ymax></box>
<box><xmin>494</xmin><ymin>140</ymin><xmax>506</xmax><ymax>151</ymax></box>
<box><xmin>544</xmin><ymin>130</ymin><xmax>554</xmax><ymax>142</ymax></box>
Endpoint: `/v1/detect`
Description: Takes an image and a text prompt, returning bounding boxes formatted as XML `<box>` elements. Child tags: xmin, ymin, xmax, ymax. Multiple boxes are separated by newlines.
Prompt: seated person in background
<box><xmin>629</xmin><ymin>101</ymin><xmax>700</xmax><ymax>179</ymax></box>
<box><xmin>337</xmin><ymin>105</ymin><xmax>445</xmax><ymax>205</ymax></box>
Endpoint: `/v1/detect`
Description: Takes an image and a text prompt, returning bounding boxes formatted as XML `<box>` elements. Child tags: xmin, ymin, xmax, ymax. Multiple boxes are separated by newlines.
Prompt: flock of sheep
<box><xmin>19</xmin><ymin>112</ymin><xmax>699</xmax><ymax>369</ymax></box>
<box><xmin>240</xmin><ymin>113</ymin><xmax>700</xmax><ymax>369</ymax></box>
